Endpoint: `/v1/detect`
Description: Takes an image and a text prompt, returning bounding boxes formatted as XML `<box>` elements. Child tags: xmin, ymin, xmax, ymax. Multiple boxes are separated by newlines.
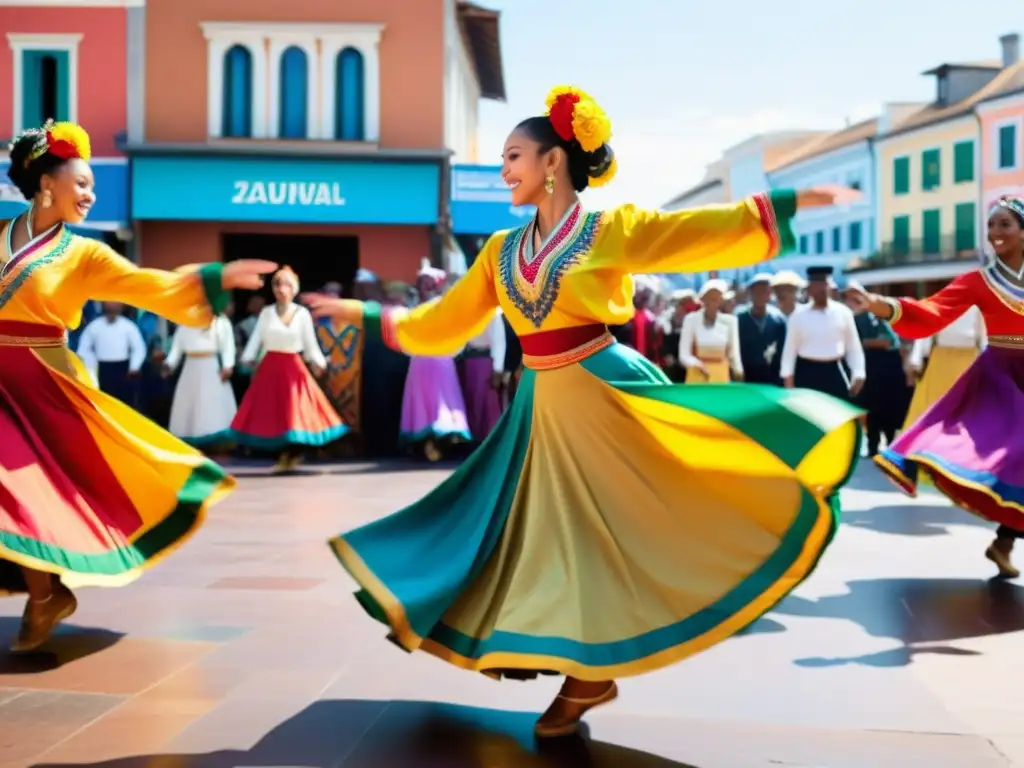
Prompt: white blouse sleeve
<box><xmin>727</xmin><ymin>316</ymin><xmax>743</xmax><ymax>375</ymax></box>
<box><xmin>241</xmin><ymin>309</ymin><xmax>266</xmax><ymax>365</ymax></box>
<box><xmin>299</xmin><ymin>308</ymin><xmax>328</xmax><ymax>369</ymax></box>
<box><xmin>216</xmin><ymin>315</ymin><xmax>237</xmax><ymax>370</ymax></box>
<box><xmin>164</xmin><ymin>326</ymin><xmax>184</xmax><ymax>371</ymax></box>
<box><xmin>678</xmin><ymin>314</ymin><xmax>700</xmax><ymax>368</ymax></box>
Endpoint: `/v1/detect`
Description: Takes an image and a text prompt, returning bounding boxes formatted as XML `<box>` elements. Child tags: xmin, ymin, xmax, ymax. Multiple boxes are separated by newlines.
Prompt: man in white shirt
<box><xmin>780</xmin><ymin>266</ymin><xmax>866</xmax><ymax>402</ymax></box>
<box><xmin>76</xmin><ymin>302</ymin><xmax>147</xmax><ymax>408</ymax></box>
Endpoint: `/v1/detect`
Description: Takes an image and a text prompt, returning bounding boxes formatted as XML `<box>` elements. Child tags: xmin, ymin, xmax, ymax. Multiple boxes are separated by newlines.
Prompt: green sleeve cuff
<box><xmin>362</xmin><ymin>300</ymin><xmax>383</xmax><ymax>339</ymax></box>
<box><xmin>769</xmin><ymin>189</ymin><xmax>798</xmax><ymax>257</ymax></box>
<box><xmin>198</xmin><ymin>263</ymin><xmax>230</xmax><ymax>315</ymax></box>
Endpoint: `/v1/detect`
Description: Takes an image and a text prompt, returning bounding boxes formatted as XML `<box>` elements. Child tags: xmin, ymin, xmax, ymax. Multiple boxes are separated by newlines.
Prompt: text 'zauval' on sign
<box><xmin>232</xmin><ymin>181</ymin><xmax>346</xmax><ymax>206</ymax></box>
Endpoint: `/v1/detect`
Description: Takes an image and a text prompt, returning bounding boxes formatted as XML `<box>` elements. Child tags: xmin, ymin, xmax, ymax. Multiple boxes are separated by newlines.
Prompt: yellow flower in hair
<box><xmin>544</xmin><ymin>85</ymin><xmax>594</xmax><ymax>113</ymax></box>
<box><xmin>588</xmin><ymin>155</ymin><xmax>618</xmax><ymax>188</ymax></box>
<box><xmin>46</xmin><ymin>121</ymin><xmax>92</xmax><ymax>162</ymax></box>
<box><xmin>571</xmin><ymin>98</ymin><xmax>612</xmax><ymax>153</ymax></box>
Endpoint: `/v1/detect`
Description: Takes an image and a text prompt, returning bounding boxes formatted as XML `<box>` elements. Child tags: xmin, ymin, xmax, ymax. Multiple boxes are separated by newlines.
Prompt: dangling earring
<box><xmin>40</xmin><ymin>190</ymin><xmax>52</xmax><ymax>209</ymax></box>
<box><xmin>544</xmin><ymin>175</ymin><xmax>555</xmax><ymax>195</ymax></box>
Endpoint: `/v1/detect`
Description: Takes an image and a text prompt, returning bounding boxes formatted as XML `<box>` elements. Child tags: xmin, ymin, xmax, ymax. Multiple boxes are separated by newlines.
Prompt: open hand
<box><xmin>300</xmin><ymin>293</ymin><xmax>363</xmax><ymax>323</ymax></box>
<box><xmin>797</xmin><ymin>185</ymin><xmax>864</xmax><ymax>209</ymax></box>
<box><xmin>843</xmin><ymin>285</ymin><xmax>893</xmax><ymax>319</ymax></box>
<box><xmin>222</xmin><ymin>259</ymin><xmax>278</xmax><ymax>290</ymax></box>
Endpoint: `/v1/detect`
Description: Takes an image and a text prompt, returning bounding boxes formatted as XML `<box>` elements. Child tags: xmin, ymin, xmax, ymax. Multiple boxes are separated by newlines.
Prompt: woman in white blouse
<box><xmin>903</xmin><ymin>304</ymin><xmax>986</xmax><ymax>428</ymax></box>
<box><xmin>163</xmin><ymin>314</ymin><xmax>238</xmax><ymax>450</ymax></box>
<box><xmin>679</xmin><ymin>279</ymin><xmax>743</xmax><ymax>383</ymax></box>
<box><xmin>230</xmin><ymin>266</ymin><xmax>347</xmax><ymax>471</ymax></box>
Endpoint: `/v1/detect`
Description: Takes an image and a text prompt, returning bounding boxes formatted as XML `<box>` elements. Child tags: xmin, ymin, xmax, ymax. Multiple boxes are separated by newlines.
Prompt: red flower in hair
<box><xmin>548</xmin><ymin>93</ymin><xmax>580</xmax><ymax>142</ymax></box>
<box><xmin>46</xmin><ymin>133</ymin><xmax>82</xmax><ymax>161</ymax></box>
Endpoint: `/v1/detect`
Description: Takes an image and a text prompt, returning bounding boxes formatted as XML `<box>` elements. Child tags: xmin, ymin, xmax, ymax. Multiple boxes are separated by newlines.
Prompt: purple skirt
<box><xmin>399</xmin><ymin>356</ymin><xmax>471</xmax><ymax>444</ymax></box>
<box><xmin>460</xmin><ymin>355</ymin><xmax>504</xmax><ymax>440</ymax></box>
<box><xmin>876</xmin><ymin>344</ymin><xmax>1024</xmax><ymax>529</ymax></box>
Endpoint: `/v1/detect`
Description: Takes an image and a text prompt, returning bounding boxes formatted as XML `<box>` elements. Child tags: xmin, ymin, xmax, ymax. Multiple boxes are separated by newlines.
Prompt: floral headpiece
<box><xmin>544</xmin><ymin>86</ymin><xmax>617</xmax><ymax>187</ymax></box>
<box><xmin>990</xmin><ymin>195</ymin><xmax>1024</xmax><ymax>223</ymax></box>
<box><xmin>10</xmin><ymin>119</ymin><xmax>92</xmax><ymax>168</ymax></box>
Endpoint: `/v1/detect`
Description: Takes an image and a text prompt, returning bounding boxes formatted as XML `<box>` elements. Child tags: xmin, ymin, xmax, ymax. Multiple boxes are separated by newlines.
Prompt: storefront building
<box><xmin>450</xmin><ymin>163</ymin><xmax>533</xmax><ymax>260</ymax></box>
<box><xmin>0</xmin><ymin>0</ymin><xmax>136</xmax><ymax>240</ymax></box>
<box><xmin>131</xmin><ymin>0</ymin><xmax>504</xmax><ymax>291</ymax></box>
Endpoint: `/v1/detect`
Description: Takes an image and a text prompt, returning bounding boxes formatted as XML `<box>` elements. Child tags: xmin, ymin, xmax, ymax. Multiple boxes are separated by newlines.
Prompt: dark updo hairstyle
<box><xmin>7</xmin><ymin>128</ymin><xmax>72</xmax><ymax>199</ymax></box>
<box><xmin>514</xmin><ymin>116</ymin><xmax>615</xmax><ymax>193</ymax></box>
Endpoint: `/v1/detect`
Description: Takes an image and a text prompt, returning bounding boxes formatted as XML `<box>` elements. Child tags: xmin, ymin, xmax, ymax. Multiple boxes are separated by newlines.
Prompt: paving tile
<box><xmin>206</xmin><ymin>576</ymin><xmax>326</xmax><ymax>591</ymax></box>
<box><xmin>0</xmin><ymin>690</ymin><xmax>123</xmax><ymax>765</ymax></box>
<box><xmin>0</xmin><ymin>637</ymin><xmax>216</xmax><ymax>695</ymax></box>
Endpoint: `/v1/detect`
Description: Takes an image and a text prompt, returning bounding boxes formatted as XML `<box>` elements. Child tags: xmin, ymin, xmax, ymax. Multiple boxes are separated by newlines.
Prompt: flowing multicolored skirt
<box><xmin>331</xmin><ymin>324</ymin><xmax>862</xmax><ymax>681</ymax></box>
<box><xmin>0</xmin><ymin>321</ymin><xmax>233</xmax><ymax>595</ymax></box>
<box><xmin>230</xmin><ymin>351</ymin><xmax>347</xmax><ymax>450</ymax></box>
<box><xmin>902</xmin><ymin>345</ymin><xmax>979</xmax><ymax>429</ymax></box>
<box><xmin>169</xmin><ymin>354</ymin><xmax>237</xmax><ymax>447</ymax></box>
<box><xmin>460</xmin><ymin>352</ymin><xmax>504</xmax><ymax>441</ymax></box>
<box><xmin>398</xmin><ymin>356</ymin><xmax>471</xmax><ymax>445</ymax></box>
<box><xmin>877</xmin><ymin>344</ymin><xmax>1024</xmax><ymax>529</ymax></box>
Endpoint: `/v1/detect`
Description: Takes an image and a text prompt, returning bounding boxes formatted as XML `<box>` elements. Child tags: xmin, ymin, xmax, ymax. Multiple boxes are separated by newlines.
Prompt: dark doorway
<box><xmin>221</xmin><ymin>232</ymin><xmax>360</xmax><ymax>310</ymax></box>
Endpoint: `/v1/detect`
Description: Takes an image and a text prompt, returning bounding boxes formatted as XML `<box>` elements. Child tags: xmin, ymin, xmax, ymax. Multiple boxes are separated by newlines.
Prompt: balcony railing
<box><xmin>849</xmin><ymin>235</ymin><xmax>980</xmax><ymax>271</ymax></box>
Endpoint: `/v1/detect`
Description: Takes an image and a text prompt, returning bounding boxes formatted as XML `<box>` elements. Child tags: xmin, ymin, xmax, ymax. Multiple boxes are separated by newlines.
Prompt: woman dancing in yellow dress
<box><xmin>306</xmin><ymin>87</ymin><xmax>863</xmax><ymax>737</ymax></box>
<box><xmin>0</xmin><ymin>121</ymin><xmax>273</xmax><ymax>651</ymax></box>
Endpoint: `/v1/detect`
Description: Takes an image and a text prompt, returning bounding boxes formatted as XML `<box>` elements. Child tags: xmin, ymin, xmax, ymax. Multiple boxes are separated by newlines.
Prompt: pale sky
<box><xmin>477</xmin><ymin>1</ymin><xmax>1022</xmax><ymax>209</ymax></box>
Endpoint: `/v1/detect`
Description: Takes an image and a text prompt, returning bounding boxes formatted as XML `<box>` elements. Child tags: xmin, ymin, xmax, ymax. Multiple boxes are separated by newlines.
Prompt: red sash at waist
<box><xmin>519</xmin><ymin>324</ymin><xmax>614</xmax><ymax>370</ymax></box>
<box><xmin>0</xmin><ymin>320</ymin><xmax>66</xmax><ymax>347</ymax></box>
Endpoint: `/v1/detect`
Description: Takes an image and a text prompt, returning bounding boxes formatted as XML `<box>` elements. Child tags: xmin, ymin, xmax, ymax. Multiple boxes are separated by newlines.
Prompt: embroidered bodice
<box><xmin>891</xmin><ymin>266</ymin><xmax>1024</xmax><ymax>340</ymax></box>
<box><xmin>364</xmin><ymin>192</ymin><xmax>797</xmax><ymax>358</ymax></box>
<box><xmin>241</xmin><ymin>304</ymin><xmax>327</xmax><ymax>368</ymax></box>
<box><xmin>0</xmin><ymin>217</ymin><xmax>219</xmax><ymax>333</ymax></box>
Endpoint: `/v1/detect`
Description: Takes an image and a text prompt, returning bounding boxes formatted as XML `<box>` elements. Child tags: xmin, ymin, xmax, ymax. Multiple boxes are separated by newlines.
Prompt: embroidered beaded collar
<box><xmin>498</xmin><ymin>202</ymin><xmax>601</xmax><ymax>328</ymax></box>
<box><xmin>981</xmin><ymin>262</ymin><xmax>1024</xmax><ymax>314</ymax></box>
<box><xmin>1</xmin><ymin>210</ymin><xmax>63</xmax><ymax>280</ymax></box>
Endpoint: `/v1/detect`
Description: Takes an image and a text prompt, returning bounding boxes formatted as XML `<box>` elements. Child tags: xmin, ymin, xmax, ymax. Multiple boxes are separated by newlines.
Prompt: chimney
<box><xmin>1000</xmin><ymin>33</ymin><xmax>1020</xmax><ymax>67</ymax></box>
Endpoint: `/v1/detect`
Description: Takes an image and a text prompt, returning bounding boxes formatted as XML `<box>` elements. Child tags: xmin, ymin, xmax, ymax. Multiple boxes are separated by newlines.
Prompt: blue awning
<box><xmin>450</xmin><ymin>164</ymin><xmax>534</xmax><ymax>235</ymax></box>
<box><xmin>0</xmin><ymin>158</ymin><xmax>128</xmax><ymax>230</ymax></box>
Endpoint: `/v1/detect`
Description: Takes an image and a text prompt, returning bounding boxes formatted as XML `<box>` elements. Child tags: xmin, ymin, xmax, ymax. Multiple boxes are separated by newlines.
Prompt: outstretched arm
<box><xmin>855</xmin><ymin>274</ymin><xmax>977</xmax><ymax>341</ymax></box>
<box><xmin>305</xmin><ymin>235</ymin><xmax>502</xmax><ymax>357</ymax></box>
<box><xmin>615</xmin><ymin>187</ymin><xmax>856</xmax><ymax>274</ymax></box>
<box><xmin>70</xmin><ymin>241</ymin><xmax>274</xmax><ymax>329</ymax></box>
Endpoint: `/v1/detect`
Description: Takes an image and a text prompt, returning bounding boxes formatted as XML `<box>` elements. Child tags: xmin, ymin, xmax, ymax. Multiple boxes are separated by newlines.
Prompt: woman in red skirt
<box><xmin>230</xmin><ymin>267</ymin><xmax>347</xmax><ymax>471</ymax></box>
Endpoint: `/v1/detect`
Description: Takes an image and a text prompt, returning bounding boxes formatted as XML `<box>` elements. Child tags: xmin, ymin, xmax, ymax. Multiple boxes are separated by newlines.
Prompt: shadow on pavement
<box><xmin>0</xmin><ymin>618</ymin><xmax>123</xmax><ymax>674</ymax></box>
<box><xmin>773</xmin><ymin>577</ymin><xmax>1024</xmax><ymax>668</ymax></box>
<box><xmin>842</xmin><ymin>503</ymin><xmax>992</xmax><ymax>537</ymax></box>
<box><xmin>32</xmin><ymin>699</ymin><xmax>700</xmax><ymax>767</ymax></box>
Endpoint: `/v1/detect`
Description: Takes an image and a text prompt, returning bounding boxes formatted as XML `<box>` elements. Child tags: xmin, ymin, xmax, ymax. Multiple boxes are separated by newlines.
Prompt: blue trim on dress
<box><xmin>228</xmin><ymin>423</ymin><xmax>349</xmax><ymax>450</ymax></box>
<box><xmin>882</xmin><ymin>447</ymin><xmax>1024</xmax><ymax>507</ymax></box>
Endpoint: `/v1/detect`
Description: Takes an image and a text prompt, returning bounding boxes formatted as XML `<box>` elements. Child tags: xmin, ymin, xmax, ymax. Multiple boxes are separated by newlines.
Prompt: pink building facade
<box><xmin>977</xmin><ymin>87</ymin><xmax>1024</xmax><ymax>214</ymax></box>
<box><xmin>0</xmin><ymin>0</ymin><xmax>136</xmax><ymax>233</ymax></box>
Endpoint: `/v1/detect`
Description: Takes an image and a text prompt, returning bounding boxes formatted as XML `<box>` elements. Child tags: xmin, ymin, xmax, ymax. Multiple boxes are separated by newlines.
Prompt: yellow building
<box><xmin>874</xmin><ymin>49</ymin><xmax>1024</xmax><ymax>282</ymax></box>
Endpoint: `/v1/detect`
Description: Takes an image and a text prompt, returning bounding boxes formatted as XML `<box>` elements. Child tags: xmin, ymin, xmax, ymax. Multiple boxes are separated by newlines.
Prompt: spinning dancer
<box><xmin>0</xmin><ymin>121</ymin><xmax>272</xmax><ymax>650</ymax></box>
<box><xmin>307</xmin><ymin>87</ymin><xmax>862</xmax><ymax>737</ymax></box>
<box><xmin>853</xmin><ymin>196</ymin><xmax>1024</xmax><ymax>578</ymax></box>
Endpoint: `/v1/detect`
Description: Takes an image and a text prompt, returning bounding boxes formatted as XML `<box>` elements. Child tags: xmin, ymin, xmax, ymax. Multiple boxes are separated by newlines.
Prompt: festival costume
<box><xmin>330</xmin><ymin>192</ymin><xmax>862</xmax><ymax>682</ymax></box>
<box><xmin>166</xmin><ymin>316</ymin><xmax>238</xmax><ymax>447</ymax></box>
<box><xmin>678</xmin><ymin>305</ymin><xmax>741</xmax><ymax>384</ymax></box>
<box><xmin>877</xmin><ymin>267</ymin><xmax>1024</xmax><ymax>530</ymax></box>
<box><xmin>903</xmin><ymin>306</ymin><xmax>985</xmax><ymax>428</ymax></box>
<box><xmin>0</xmin><ymin>221</ymin><xmax>234</xmax><ymax>595</ymax></box>
<box><xmin>231</xmin><ymin>303</ymin><xmax>347</xmax><ymax>451</ymax></box>
<box><xmin>460</xmin><ymin>310</ymin><xmax>506</xmax><ymax>441</ymax></box>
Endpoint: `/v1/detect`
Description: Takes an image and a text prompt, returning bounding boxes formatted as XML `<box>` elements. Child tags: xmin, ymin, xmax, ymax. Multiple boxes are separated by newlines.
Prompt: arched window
<box><xmin>278</xmin><ymin>46</ymin><xmax>308</xmax><ymax>139</ymax></box>
<box><xmin>222</xmin><ymin>44</ymin><xmax>253</xmax><ymax>138</ymax></box>
<box><xmin>334</xmin><ymin>47</ymin><xmax>365</xmax><ymax>141</ymax></box>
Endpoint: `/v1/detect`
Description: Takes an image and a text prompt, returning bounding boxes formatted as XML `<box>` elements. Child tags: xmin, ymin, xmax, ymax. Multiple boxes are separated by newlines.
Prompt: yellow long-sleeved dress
<box><xmin>330</xmin><ymin>193</ymin><xmax>862</xmax><ymax>681</ymax></box>
<box><xmin>0</xmin><ymin>218</ymin><xmax>234</xmax><ymax>595</ymax></box>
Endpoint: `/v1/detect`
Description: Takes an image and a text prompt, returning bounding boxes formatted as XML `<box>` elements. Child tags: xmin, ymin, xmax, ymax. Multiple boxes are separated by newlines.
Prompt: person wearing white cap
<box><xmin>770</xmin><ymin>270</ymin><xmax>805</xmax><ymax>317</ymax></box>
<box><xmin>736</xmin><ymin>272</ymin><xmax>787</xmax><ymax>385</ymax></box>
<box><xmin>780</xmin><ymin>266</ymin><xmax>865</xmax><ymax>401</ymax></box>
<box><xmin>678</xmin><ymin>279</ymin><xmax>742</xmax><ymax>383</ymax></box>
